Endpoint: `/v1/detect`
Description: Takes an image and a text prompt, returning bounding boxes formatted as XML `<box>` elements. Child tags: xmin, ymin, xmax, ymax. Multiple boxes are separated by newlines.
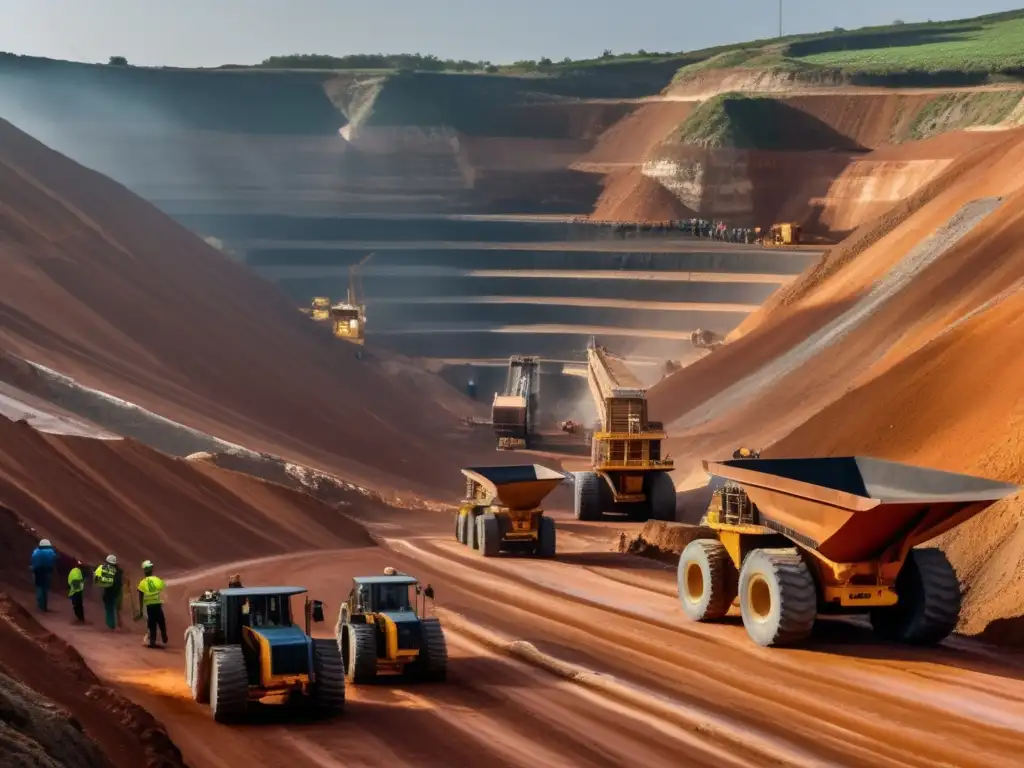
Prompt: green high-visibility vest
<box><xmin>68</xmin><ymin>567</ymin><xmax>84</xmax><ymax>596</ymax></box>
<box><xmin>138</xmin><ymin>575</ymin><xmax>165</xmax><ymax>606</ymax></box>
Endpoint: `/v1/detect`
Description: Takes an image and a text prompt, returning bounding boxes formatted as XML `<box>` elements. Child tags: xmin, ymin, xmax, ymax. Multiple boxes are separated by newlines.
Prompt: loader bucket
<box><xmin>461</xmin><ymin>465</ymin><xmax>565</xmax><ymax>511</ymax></box>
<box><xmin>704</xmin><ymin>457</ymin><xmax>1019</xmax><ymax>563</ymax></box>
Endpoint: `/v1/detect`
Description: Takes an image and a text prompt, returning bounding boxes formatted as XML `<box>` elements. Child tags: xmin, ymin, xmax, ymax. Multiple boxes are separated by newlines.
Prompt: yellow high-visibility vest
<box><xmin>94</xmin><ymin>564</ymin><xmax>115</xmax><ymax>588</ymax></box>
<box><xmin>137</xmin><ymin>575</ymin><xmax>165</xmax><ymax>606</ymax></box>
<box><xmin>68</xmin><ymin>567</ymin><xmax>84</xmax><ymax>596</ymax></box>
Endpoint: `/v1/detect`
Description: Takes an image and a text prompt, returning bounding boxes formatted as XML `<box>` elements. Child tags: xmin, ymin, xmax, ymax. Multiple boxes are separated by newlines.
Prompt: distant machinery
<box><xmin>330</xmin><ymin>252</ymin><xmax>374</xmax><ymax>345</ymax></box>
<box><xmin>691</xmin><ymin>329</ymin><xmax>724</xmax><ymax>351</ymax></box>
<box><xmin>491</xmin><ymin>356</ymin><xmax>540</xmax><ymax>450</ymax></box>
<box><xmin>301</xmin><ymin>253</ymin><xmax>374</xmax><ymax>345</ymax></box>
<box><xmin>762</xmin><ymin>222</ymin><xmax>801</xmax><ymax>247</ymax></box>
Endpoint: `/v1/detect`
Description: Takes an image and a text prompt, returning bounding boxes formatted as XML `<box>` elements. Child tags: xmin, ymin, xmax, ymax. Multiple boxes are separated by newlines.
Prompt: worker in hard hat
<box><xmin>137</xmin><ymin>560</ymin><xmax>168</xmax><ymax>648</ymax></box>
<box><xmin>227</xmin><ymin>573</ymin><xmax>243</xmax><ymax>588</ymax></box>
<box><xmin>94</xmin><ymin>555</ymin><xmax>123</xmax><ymax>630</ymax></box>
<box><xmin>29</xmin><ymin>538</ymin><xmax>58</xmax><ymax>612</ymax></box>
<box><xmin>67</xmin><ymin>560</ymin><xmax>85</xmax><ymax>622</ymax></box>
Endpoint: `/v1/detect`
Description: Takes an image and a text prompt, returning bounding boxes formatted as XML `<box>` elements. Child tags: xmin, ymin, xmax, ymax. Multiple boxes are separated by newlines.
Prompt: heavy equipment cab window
<box><xmin>375</xmin><ymin>584</ymin><xmax>411</xmax><ymax>612</ymax></box>
<box><xmin>242</xmin><ymin>596</ymin><xmax>291</xmax><ymax>628</ymax></box>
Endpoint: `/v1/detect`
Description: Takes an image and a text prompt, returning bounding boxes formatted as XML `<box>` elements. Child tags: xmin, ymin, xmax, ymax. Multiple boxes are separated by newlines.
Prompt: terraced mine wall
<box><xmin>222</xmin><ymin>214</ymin><xmax>817</xmax><ymax>362</ymax></box>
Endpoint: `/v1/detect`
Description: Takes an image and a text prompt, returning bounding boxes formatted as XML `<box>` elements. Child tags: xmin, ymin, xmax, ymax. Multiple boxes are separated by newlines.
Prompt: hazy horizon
<box><xmin>1</xmin><ymin>0</ymin><xmax>1022</xmax><ymax>68</ymax></box>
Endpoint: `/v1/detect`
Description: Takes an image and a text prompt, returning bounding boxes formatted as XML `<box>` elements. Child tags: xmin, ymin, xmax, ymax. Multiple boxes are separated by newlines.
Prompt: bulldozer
<box><xmin>762</xmin><ymin>222</ymin><xmax>801</xmax><ymax>247</ymax></box>
<box><xmin>184</xmin><ymin>586</ymin><xmax>345</xmax><ymax>722</ymax></box>
<box><xmin>335</xmin><ymin>568</ymin><xmax>447</xmax><ymax>683</ymax></box>
<box><xmin>676</xmin><ymin>456</ymin><xmax>1019</xmax><ymax>647</ymax></box>
<box><xmin>456</xmin><ymin>464</ymin><xmax>564</xmax><ymax>557</ymax></box>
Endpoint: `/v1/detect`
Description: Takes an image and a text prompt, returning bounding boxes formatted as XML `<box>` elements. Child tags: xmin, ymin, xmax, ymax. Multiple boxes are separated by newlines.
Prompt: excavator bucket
<box><xmin>461</xmin><ymin>465</ymin><xmax>564</xmax><ymax>511</ymax></box>
<box><xmin>704</xmin><ymin>457</ymin><xmax>1018</xmax><ymax>563</ymax></box>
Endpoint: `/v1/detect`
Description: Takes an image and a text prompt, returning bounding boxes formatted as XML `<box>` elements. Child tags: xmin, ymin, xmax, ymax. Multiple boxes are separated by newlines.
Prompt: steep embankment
<box><xmin>0</xmin><ymin>117</ymin><xmax>496</xmax><ymax>497</ymax></box>
<box><xmin>648</xmin><ymin>127</ymin><xmax>1024</xmax><ymax>639</ymax></box>
<box><xmin>0</xmin><ymin>417</ymin><xmax>373</xmax><ymax>572</ymax></box>
<box><xmin>636</xmin><ymin>90</ymin><xmax>1022</xmax><ymax>236</ymax></box>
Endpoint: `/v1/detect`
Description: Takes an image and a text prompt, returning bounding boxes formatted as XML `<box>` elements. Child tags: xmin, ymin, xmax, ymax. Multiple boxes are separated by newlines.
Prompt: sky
<box><xmin>1</xmin><ymin>0</ymin><xmax>1022</xmax><ymax>68</ymax></box>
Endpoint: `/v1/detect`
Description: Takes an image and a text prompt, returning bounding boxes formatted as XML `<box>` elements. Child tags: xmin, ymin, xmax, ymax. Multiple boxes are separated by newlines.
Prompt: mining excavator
<box><xmin>491</xmin><ymin>356</ymin><xmax>540</xmax><ymax>450</ymax></box>
<box><xmin>330</xmin><ymin>252</ymin><xmax>374</xmax><ymax>345</ymax></box>
<box><xmin>572</xmin><ymin>338</ymin><xmax>676</xmax><ymax>522</ymax></box>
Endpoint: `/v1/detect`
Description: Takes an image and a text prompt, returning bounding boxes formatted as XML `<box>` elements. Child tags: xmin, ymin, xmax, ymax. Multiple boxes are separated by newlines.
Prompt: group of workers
<box><xmin>30</xmin><ymin>539</ymin><xmax>169</xmax><ymax>648</ymax></box>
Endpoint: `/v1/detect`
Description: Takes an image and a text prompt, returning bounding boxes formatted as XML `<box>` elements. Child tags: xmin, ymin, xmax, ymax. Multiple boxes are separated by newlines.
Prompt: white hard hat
<box><xmin>39</xmin><ymin>539</ymin><xmax>51</xmax><ymax>547</ymax></box>
<box><xmin>106</xmin><ymin>554</ymin><xmax>117</xmax><ymax>565</ymax></box>
<box><xmin>383</xmin><ymin>566</ymin><xmax>396</xmax><ymax>576</ymax></box>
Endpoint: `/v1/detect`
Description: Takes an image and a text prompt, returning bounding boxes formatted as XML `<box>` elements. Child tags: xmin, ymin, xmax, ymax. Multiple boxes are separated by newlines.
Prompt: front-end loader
<box><xmin>676</xmin><ymin>456</ymin><xmax>1018</xmax><ymax>647</ymax></box>
<box><xmin>456</xmin><ymin>464</ymin><xmax>564</xmax><ymax>557</ymax></box>
<box><xmin>184</xmin><ymin>587</ymin><xmax>345</xmax><ymax>722</ymax></box>
<box><xmin>335</xmin><ymin>569</ymin><xmax>447</xmax><ymax>683</ymax></box>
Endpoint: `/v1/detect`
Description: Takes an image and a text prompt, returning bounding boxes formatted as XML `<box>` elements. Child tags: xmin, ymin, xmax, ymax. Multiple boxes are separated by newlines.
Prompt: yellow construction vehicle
<box><xmin>184</xmin><ymin>586</ymin><xmax>344</xmax><ymax>723</ymax></box>
<box><xmin>677</xmin><ymin>456</ymin><xmax>1018</xmax><ymax>647</ymax></box>
<box><xmin>330</xmin><ymin>252</ymin><xmax>374</xmax><ymax>345</ymax></box>
<box><xmin>306</xmin><ymin>297</ymin><xmax>331</xmax><ymax>322</ymax></box>
<box><xmin>335</xmin><ymin>568</ymin><xmax>447</xmax><ymax>683</ymax></box>
<box><xmin>456</xmin><ymin>464</ymin><xmax>564</xmax><ymax>557</ymax></box>
<box><xmin>762</xmin><ymin>222</ymin><xmax>801</xmax><ymax>247</ymax></box>
<box><xmin>573</xmin><ymin>338</ymin><xmax>676</xmax><ymax>521</ymax></box>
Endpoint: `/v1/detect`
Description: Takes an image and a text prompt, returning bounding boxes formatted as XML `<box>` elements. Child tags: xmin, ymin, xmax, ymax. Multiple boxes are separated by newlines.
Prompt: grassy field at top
<box><xmin>791</xmin><ymin>16</ymin><xmax>1024</xmax><ymax>74</ymax></box>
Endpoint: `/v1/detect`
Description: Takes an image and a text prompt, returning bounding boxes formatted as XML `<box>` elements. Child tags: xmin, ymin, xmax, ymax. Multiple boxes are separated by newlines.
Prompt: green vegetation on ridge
<box><xmin>670</xmin><ymin>93</ymin><xmax>864</xmax><ymax>151</ymax></box>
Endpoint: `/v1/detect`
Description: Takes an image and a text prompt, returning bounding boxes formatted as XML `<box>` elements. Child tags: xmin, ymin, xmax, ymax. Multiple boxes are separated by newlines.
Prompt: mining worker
<box><xmin>137</xmin><ymin>560</ymin><xmax>168</xmax><ymax>648</ymax></box>
<box><xmin>227</xmin><ymin>573</ymin><xmax>243</xmax><ymax>588</ymax></box>
<box><xmin>93</xmin><ymin>555</ymin><xmax>122</xmax><ymax>630</ymax></box>
<box><xmin>67</xmin><ymin>560</ymin><xmax>85</xmax><ymax>622</ymax></box>
<box><xmin>467</xmin><ymin>378</ymin><xmax>476</xmax><ymax>400</ymax></box>
<box><xmin>29</xmin><ymin>539</ymin><xmax>58</xmax><ymax>612</ymax></box>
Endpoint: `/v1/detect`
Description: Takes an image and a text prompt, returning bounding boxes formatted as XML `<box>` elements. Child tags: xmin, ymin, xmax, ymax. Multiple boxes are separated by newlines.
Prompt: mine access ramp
<box><xmin>677</xmin><ymin>455</ymin><xmax>1018</xmax><ymax>647</ymax></box>
<box><xmin>492</xmin><ymin>356</ymin><xmax>540</xmax><ymax>450</ymax></box>
<box><xmin>573</xmin><ymin>338</ymin><xmax>675</xmax><ymax>522</ymax></box>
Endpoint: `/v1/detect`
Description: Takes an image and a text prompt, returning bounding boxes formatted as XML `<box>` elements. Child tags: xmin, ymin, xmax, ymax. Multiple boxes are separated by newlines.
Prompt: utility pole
<box><xmin>778</xmin><ymin>0</ymin><xmax>783</xmax><ymax>37</ymax></box>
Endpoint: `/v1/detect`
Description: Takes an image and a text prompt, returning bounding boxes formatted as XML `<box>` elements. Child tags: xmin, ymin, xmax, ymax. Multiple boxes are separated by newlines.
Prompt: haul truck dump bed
<box><xmin>455</xmin><ymin>464</ymin><xmax>564</xmax><ymax>558</ymax></box>
<box><xmin>677</xmin><ymin>456</ymin><xmax>1018</xmax><ymax>648</ymax></box>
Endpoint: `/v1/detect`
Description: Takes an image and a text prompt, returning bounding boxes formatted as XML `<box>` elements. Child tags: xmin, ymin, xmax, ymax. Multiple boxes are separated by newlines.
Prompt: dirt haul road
<box><xmin>37</xmin><ymin>510</ymin><xmax>1024</xmax><ymax>768</ymax></box>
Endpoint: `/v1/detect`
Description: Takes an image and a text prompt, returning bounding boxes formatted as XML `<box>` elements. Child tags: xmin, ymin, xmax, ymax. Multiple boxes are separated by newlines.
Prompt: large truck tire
<box><xmin>455</xmin><ymin>512</ymin><xmax>465</xmax><ymax>544</ymax></box>
<box><xmin>465</xmin><ymin>510</ymin><xmax>479</xmax><ymax>550</ymax></box>
<box><xmin>209</xmin><ymin>646</ymin><xmax>249</xmax><ymax>723</ymax></box>
<box><xmin>677</xmin><ymin>539</ymin><xmax>737</xmax><ymax>621</ymax></box>
<box><xmin>645</xmin><ymin>471</ymin><xmax>678</xmax><ymax>522</ymax></box>
<box><xmin>574</xmin><ymin>471</ymin><xmax>603</xmax><ymax>521</ymax></box>
<box><xmin>869</xmin><ymin>548</ymin><xmax>961</xmax><ymax>645</ymax></box>
<box><xmin>184</xmin><ymin>627</ymin><xmax>210</xmax><ymax>703</ymax></box>
<box><xmin>311</xmin><ymin>639</ymin><xmax>346</xmax><ymax>713</ymax></box>
<box><xmin>478</xmin><ymin>514</ymin><xmax>501</xmax><ymax>557</ymax></box>
<box><xmin>342</xmin><ymin>622</ymin><xmax>378</xmax><ymax>683</ymax></box>
<box><xmin>415</xmin><ymin>618</ymin><xmax>448</xmax><ymax>682</ymax></box>
<box><xmin>536</xmin><ymin>516</ymin><xmax>556</xmax><ymax>558</ymax></box>
<box><xmin>738</xmin><ymin>548</ymin><xmax>817</xmax><ymax>647</ymax></box>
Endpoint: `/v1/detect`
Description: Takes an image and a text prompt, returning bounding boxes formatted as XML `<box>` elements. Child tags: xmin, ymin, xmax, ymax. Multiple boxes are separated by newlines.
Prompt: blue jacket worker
<box><xmin>30</xmin><ymin>539</ymin><xmax>58</xmax><ymax>612</ymax></box>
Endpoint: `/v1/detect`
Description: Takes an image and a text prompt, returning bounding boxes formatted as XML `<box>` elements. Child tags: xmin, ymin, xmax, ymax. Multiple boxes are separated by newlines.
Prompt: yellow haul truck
<box><xmin>455</xmin><ymin>464</ymin><xmax>564</xmax><ymax>557</ymax></box>
<box><xmin>573</xmin><ymin>338</ymin><xmax>675</xmax><ymax>521</ymax></box>
<box><xmin>677</xmin><ymin>456</ymin><xmax>1018</xmax><ymax>647</ymax></box>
